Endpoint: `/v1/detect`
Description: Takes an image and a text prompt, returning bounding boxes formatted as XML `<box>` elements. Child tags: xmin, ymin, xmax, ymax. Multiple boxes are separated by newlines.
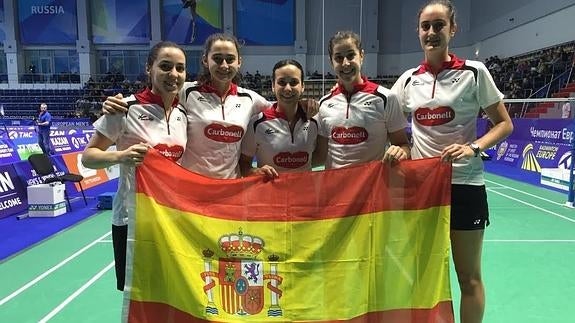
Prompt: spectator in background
<box><xmin>37</xmin><ymin>103</ymin><xmax>52</xmax><ymax>155</ymax></box>
<box><xmin>562</xmin><ymin>101</ymin><xmax>571</xmax><ymax>118</ymax></box>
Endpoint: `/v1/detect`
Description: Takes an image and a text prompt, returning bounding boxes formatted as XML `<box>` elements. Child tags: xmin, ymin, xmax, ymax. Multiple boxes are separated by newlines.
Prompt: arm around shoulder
<box><xmin>102</xmin><ymin>93</ymin><xmax>128</xmax><ymax>115</ymax></box>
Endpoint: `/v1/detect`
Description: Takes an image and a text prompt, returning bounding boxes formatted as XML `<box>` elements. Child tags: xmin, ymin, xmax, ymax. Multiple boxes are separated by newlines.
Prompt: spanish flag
<box><xmin>124</xmin><ymin>150</ymin><xmax>453</xmax><ymax>322</ymax></box>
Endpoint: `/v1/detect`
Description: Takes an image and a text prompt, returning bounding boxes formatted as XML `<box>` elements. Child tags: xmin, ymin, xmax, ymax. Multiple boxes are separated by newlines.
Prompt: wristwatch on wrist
<box><xmin>469</xmin><ymin>143</ymin><xmax>481</xmax><ymax>157</ymax></box>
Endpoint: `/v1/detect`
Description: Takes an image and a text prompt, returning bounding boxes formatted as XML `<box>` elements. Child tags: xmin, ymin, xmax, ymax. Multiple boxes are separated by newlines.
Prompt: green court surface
<box><xmin>1</xmin><ymin>173</ymin><xmax>574</xmax><ymax>322</ymax></box>
<box><xmin>0</xmin><ymin>213</ymin><xmax>121</xmax><ymax>323</ymax></box>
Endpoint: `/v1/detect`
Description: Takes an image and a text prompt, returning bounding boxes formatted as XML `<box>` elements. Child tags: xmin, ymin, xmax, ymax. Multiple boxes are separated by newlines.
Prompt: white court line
<box><xmin>485</xmin><ymin>239</ymin><xmax>575</xmax><ymax>242</ymax></box>
<box><xmin>0</xmin><ymin>231</ymin><xmax>111</xmax><ymax>307</ymax></box>
<box><xmin>38</xmin><ymin>261</ymin><xmax>115</xmax><ymax>323</ymax></box>
<box><xmin>487</xmin><ymin>189</ymin><xmax>575</xmax><ymax>223</ymax></box>
<box><xmin>485</xmin><ymin>178</ymin><xmax>567</xmax><ymax>207</ymax></box>
<box><xmin>99</xmin><ymin>240</ymin><xmax>113</xmax><ymax>243</ymax></box>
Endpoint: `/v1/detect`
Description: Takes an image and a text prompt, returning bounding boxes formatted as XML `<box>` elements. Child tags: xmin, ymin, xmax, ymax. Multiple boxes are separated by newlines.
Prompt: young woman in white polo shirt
<box><xmin>392</xmin><ymin>1</ymin><xmax>513</xmax><ymax>321</ymax></box>
<box><xmin>82</xmin><ymin>41</ymin><xmax>188</xmax><ymax>291</ymax></box>
<box><xmin>313</xmin><ymin>31</ymin><xmax>411</xmax><ymax>169</ymax></box>
<box><xmin>239</xmin><ymin>59</ymin><xmax>319</xmax><ymax>178</ymax></box>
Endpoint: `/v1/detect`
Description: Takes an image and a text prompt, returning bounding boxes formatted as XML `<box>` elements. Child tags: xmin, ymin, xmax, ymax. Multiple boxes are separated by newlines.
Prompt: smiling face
<box><xmin>418</xmin><ymin>3</ymin><xmax>456</xmax><ymax>62</ymax></box>
<box><xmin>148</xmin><ymin>46</ymin><xmax>186</xmax><ymax>97</ymax></box>
<box><xmin>202</xmin><ymin>39</ymin><xmax>241</xmax><ymax>89</ymax></box>
<box><xmin>272</xmin><ymin>63</ymin><xmax>304</xmax><ymax>107</ymax></box>
<box><xmin>330</xmin><ymin>37</ymin><xmax>364</xmax><ymax>87</ymax></box>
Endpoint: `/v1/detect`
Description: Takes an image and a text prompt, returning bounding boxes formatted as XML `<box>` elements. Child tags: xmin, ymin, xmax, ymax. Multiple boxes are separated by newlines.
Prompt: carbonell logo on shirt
<box><xmin>331</xmin><ymin>127</ymin><xmax>368</xmax><ymax>145</ymax></box>
<box><xmin>204</xmin><ymin>124</ymin><xmax>244</xmax><ymax>143</ymax></box>
<box><xmin>153</xmin><ymin>144</ymin><xmax>184</xmax><ymax>162</ymax></box>
<box><xmin>274</xmin><ymin>151</ymin><xmax>309</xmax><ymax>169</ymax></box>
<box><xmin>414</xmin><ymin>106</ymin><xmax>455</xmax><ymax>126</ymax></box>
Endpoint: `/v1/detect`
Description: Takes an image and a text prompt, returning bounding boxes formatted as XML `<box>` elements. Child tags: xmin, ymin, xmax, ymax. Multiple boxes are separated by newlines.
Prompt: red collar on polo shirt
<box><xmin>416</xmin><ymin>53</ymin><xmax>466</xmax><ymax>75</ymax></box>
<box><xmin>333</xmin><ymin>76</ymin><xmax>378</xmax><ymax>96</ymax></box>
<box><xmin>263</xmin><ymin>103</ymin><xmax>306</xmax><ymax>121</ymax></box>
<box><xmin>198</xmin><ymin>82</ymin><xmax>239</xmax><ymax>97</ymax></box>
<box><xmin>135</xmin><ymin>87</ymin><xmax>179</xmax><ymax>107</ymax></box>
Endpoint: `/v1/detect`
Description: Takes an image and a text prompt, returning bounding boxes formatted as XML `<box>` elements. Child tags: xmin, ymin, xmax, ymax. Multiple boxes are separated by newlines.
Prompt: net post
<box><xmin>566</xmin><ymin>119</ymin><xmax>575</xmax><ymax>208</ymax></box>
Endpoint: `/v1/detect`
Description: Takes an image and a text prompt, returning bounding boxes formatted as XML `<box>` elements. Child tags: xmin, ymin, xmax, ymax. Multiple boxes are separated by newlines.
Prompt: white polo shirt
<box><xmin>315</xmin><ymin>77</ymin><xmax>408</xmax><ymax>169</ymax></box>
<box><xmin>179</xmin><ymin>81</ymin><xmax>270</xmax><ymax>179</ymax></box>
<box><xmin>392</xmin><ymin>54</ymin><xmax>504</xmax><ymax>185</ymax></box>
<box><xmin>242</xmin><ymin>104</ymin><xmax>318</xmax><ymax>172</ymax></box>
<box><xmin>93</xmin><ymin>88</ymin><xmax>188</xmax><ymax>226</ymax></box>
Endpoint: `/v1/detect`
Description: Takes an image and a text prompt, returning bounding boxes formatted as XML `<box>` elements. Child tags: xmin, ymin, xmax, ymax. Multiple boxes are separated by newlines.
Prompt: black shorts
<box><xmin>112</xmin><ymin>224</ymin><xmax>128</xmax><ymax>291</ymax></box>
<box><xmin>450</xmin><ymin>184</ymin><xmax>489</xmax><ymax>230</ymax></box>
